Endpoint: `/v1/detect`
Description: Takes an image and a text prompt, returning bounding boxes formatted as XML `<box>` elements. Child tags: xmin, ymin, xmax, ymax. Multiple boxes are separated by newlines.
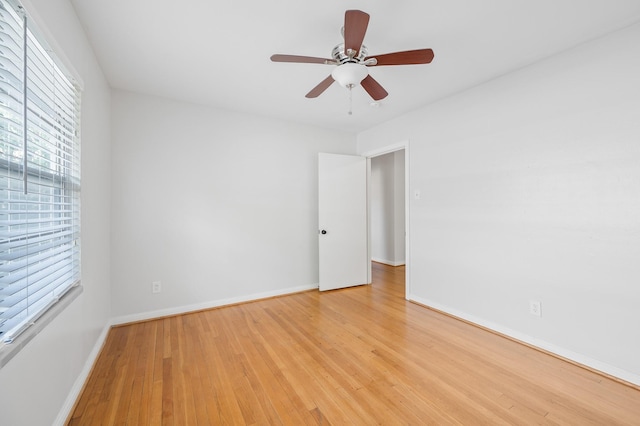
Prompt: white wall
<box><xmin>111</xmin><ymin>91</ymin><xmax>356</xmax><ymax>321</ymax></box>
<box><xmin>358</xmin><ymin>23</ymin><xmax>640</xmax><ymax>385</ymax></box>
<box><xmin>371</xmin><ymin>151</ymin><xmax>405</xmax><ymax>266</ymax></box>
<box><xmin>0</xmin><ymin>0</ymin><xmax>112</xmax><ymax>425</ymax></box>
<box><xmin>393</xmin><ymin>151</ymin><xmax>406</xmax><ymax>264</ymax></box>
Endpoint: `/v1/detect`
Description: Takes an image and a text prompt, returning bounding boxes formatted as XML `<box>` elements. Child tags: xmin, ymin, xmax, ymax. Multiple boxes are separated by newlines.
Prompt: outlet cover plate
<box><xmin>529</xmin><ymin>300</ymin><xmax>541</xmax><ymax>317</ymax></box>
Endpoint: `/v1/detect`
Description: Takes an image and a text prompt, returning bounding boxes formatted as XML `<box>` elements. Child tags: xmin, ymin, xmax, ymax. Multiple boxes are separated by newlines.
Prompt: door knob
<box><xmin>320</xmin><ymin>230</ymin><xmax>327</xmax><ymax>235</ymax></box>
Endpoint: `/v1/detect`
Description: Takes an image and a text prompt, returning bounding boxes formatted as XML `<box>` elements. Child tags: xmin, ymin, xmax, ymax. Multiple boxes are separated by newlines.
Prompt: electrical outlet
<box><xmin>529</xmin><ymin>300</ymin><xmax>541</xmax><ymax>317</ymax></box>
<box><xmin>152</xmin><ymin>281</ymin><xmax>162</xmax><ymax>294</ymax></box>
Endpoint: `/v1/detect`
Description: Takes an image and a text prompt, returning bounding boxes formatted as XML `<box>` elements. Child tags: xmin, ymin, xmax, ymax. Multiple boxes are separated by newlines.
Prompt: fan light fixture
<box><xmin>270</xmin><ymin>9</ymin><xmax>434</xmax><ymax>103</ymax></box>
<box><xmin>331</xmin><ymin>63</ymin><xmax>368</xmax><ymax>88</ymax></box>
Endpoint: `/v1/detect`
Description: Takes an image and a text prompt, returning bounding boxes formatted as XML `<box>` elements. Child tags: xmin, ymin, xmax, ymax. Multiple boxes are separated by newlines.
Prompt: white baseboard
<box><xmin>111</xmin><ymin>283</ymin><xmax>319</xmax><ymax>326</ymax></box>
<box><xmin>372</xmin><ymin>258</ymin><xmax>406</xmax><ymax>267</ymax></box>
<box><xmin>409</xmin><ymin>294</ymin><xmax>640</xmax><ymax>387</ymax></box>
<box><xmin>53</xmin><ymin>321</ymin><xmax>113</xmax><ymax>426</ymax></box>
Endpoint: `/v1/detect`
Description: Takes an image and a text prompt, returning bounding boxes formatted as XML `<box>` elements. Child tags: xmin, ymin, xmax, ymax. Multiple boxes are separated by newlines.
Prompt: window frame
<box><xmin>0</xmin><ymin>0</ymin><xmax>82</xmax><ymax>368</ymax></box>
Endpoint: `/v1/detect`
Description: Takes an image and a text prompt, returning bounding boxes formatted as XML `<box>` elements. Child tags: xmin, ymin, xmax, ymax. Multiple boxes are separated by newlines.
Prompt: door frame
<box><xmin>361</xmin><ymin>140</ymin><xmax>411</xmax><ymax>299</ymax></box>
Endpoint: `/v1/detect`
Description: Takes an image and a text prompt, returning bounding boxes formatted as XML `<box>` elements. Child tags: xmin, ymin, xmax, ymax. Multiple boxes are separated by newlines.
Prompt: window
<box><xmin>0</xmin><ymin>0</ymin><xmax>81</xmax><ymax>352</ymax></box>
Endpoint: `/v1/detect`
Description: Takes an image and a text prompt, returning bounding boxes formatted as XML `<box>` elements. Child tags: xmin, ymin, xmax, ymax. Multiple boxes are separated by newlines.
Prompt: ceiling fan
<box><xmin>270</xmin><ymin>9</ymin><xmax>434</xmax><ymax>102</ymax></box>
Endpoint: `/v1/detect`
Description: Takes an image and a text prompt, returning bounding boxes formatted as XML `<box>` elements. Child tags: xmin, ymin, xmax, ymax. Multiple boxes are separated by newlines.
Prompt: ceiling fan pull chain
<box><xmin>348</xmin><ymin>85</ymin><xmax>353</xmax><ymax>115</ymax></box>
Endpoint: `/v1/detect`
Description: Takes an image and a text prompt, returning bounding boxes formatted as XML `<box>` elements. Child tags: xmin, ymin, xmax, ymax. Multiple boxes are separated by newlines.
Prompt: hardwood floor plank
<box><xmin>134</xmin><ymin>321</ymin><xmax>157</xmax><ymax>424</ymax></box>
<box><xmin>161</xmin><ymin>357</ymin><xmax>173</xmax><ymax>425</ymax></box>
<box><xmin>148</xmin><ymin>380</ymin><xmax>163</xmax><ymax>425</ymax></box>
<box><xmin>67</xmin><ymin>263</ymin><xmax>640</xmax><ymax>425</ymax></box>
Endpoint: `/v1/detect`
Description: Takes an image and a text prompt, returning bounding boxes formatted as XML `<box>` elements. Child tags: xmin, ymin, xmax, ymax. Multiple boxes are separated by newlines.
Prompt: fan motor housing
<box><xmin>332</xmin><ymin>43</ymin><xmax>369</xmax><ymax>64</ymax></box>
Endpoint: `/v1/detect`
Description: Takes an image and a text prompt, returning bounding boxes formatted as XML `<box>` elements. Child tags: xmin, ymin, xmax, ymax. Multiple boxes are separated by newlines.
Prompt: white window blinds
<box><xmin>0</xmin><ymin>0</ymin><xmax>81</xmax><ymax>343</ymax></box>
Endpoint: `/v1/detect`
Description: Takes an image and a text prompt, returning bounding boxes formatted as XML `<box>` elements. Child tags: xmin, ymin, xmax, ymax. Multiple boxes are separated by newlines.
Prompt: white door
<box><xmin>318</xmin><ymin>153</ymin><xmax>369</xmax><ymax>291</ymax></box>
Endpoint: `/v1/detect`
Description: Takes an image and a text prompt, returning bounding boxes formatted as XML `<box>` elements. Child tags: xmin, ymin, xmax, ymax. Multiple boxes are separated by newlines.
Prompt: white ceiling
<box><xmin>69</xmin><ymin>0</ymin><xmax>640</xmax><ymax>134</ymax></box>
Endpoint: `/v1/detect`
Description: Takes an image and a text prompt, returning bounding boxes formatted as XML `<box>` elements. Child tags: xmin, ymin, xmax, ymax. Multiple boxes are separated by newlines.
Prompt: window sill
<box><xmin>0</xmin><ymin>285</ymin><xmax>83</xmax><ymax>370</ymax></box>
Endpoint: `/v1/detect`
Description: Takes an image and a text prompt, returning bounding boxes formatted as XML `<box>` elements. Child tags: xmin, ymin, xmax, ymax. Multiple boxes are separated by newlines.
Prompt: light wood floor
<box><xmin>68</xmin><ymin>263</ymin><xmax>640</xmax><ymax>425</ymax></box>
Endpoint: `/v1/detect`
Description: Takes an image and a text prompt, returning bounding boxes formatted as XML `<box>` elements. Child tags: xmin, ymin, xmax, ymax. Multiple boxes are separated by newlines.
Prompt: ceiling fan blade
<box><xmin>361</xmin><ymin>75</ymin><xmax>388</xmax><ymax>101</ymax></box>
<box><xmin>271</xmin><ymin>54</ymin><xmax>336</xmax><ymax>65</ymax></box>
<box><xmin>344</xmin><ymin>10</ymin><xmax>370</xmax><ymax>57</ymax></box>
<box><xmin>366</xmin><ymin>49</ymin><xmax>434</xmax><ymax>66</ymax></box>
<box><xmin>306</xmin><ymin>75</ymin><xmax>335</xmax><ymax>98</ymax></box>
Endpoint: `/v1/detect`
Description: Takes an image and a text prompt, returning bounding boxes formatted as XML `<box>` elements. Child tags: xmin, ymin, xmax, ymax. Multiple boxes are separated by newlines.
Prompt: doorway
<box><xmin>317</xmin><ymin>144</ymin><xmax>409</xmax><ymax>296</ymax></box>
<box><xmin>365</xmin><ymin>143</ymin><xmax>409</xmax><ymax>298</ymax></box>
<box><xmin>370</xmin><ymin>150</ymin><xmax>406</xmax><ymax>266</ymax></box>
